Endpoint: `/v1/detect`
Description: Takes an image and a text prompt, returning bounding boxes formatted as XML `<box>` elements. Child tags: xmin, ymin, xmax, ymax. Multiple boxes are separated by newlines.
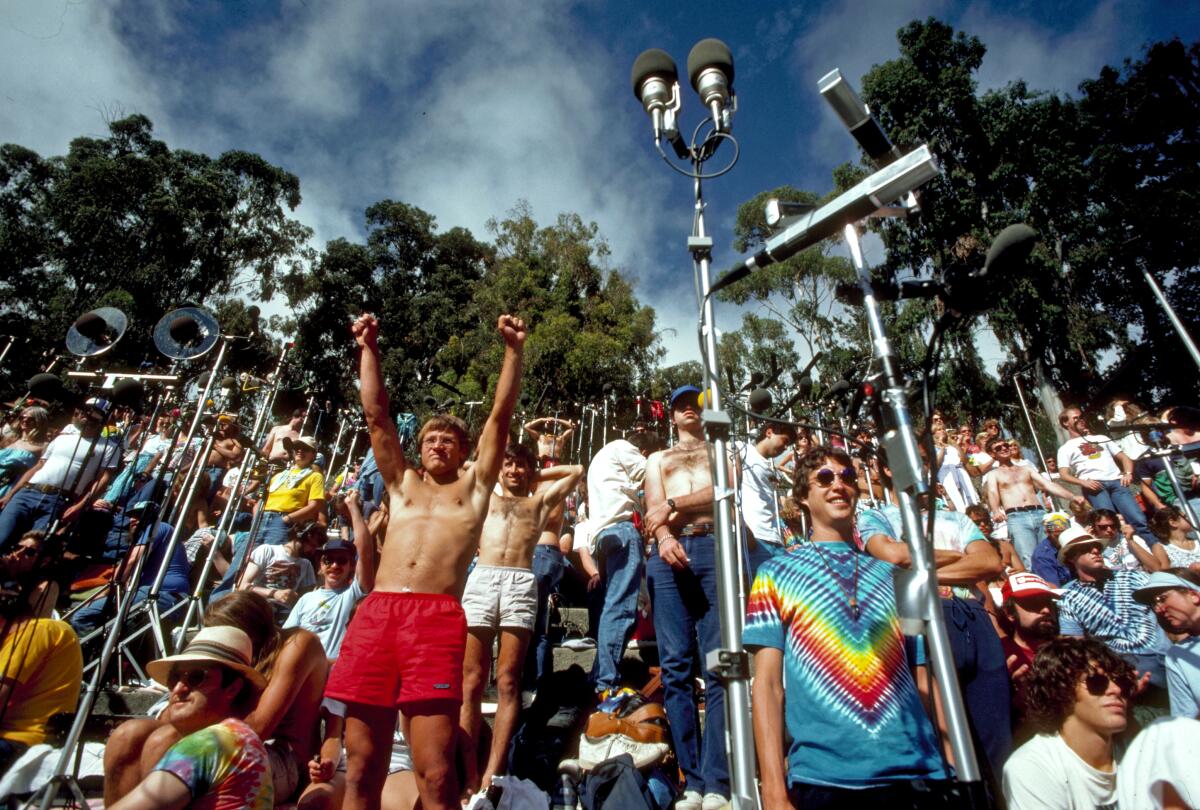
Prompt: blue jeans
<box><xmin>525</xmin><ymin>544</ymin><xmax>564</xmax><ymax>689</ymax></box>
<box><xmin>257</xmin><ymin>510</ymin><xmax>290</xmax><ymax>546</ymax></box>
<box><xmin>1085</xmin><ymin>480</ymin><xmax>1155</xmax><ymax>546</ymax></box>
<box><xmin>211</xmin><ymin>530</ymin><xmax>255</xmax><ymax>598</ymax></box>
<box><xmin>590</xmin><ymin>521</ymin><xmax>644</xmax><ymax>695</ymax></box>
<box><xmin>70</xmin><ymin>585</ymin><xmax>185</xmax><ymax>635</ymax></box>
<box><xmin>942</xmin><ymin>598</ymin><xmax>1012</xmax><ymax>783</ymax></box>
<box><xmin>646</xmin><ymin>535</ymin><xmax>729</xmax><ymax>799</ymax></box>
<box><xmin>1005</xmin><ymin>509</ymin><xmax>1046</xmax><ymax>570</ymax></box>
<box><xmin>0</xmin><ymin>488</ymin><xmax>67</xmax><ymax>551</ymax></box>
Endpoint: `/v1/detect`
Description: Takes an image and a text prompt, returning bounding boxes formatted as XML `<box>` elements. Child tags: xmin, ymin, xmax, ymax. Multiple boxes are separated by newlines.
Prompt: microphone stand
<box><xmin>1011</xmin><ymin>371</ymin><xmax>1051</xmax><ymax>475</ymax></box>
<box><xmin>843</xmin><ymin>224</ymin><xmax>985</xmax><ymax>802</ymax></box>
<box><xmin>326</xmin><ymin>411</ymin><xmax>349</xmax><ymax>486</ymax></box>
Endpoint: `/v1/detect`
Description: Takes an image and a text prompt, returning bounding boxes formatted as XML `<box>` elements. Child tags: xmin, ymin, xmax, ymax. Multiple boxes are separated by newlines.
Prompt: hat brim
<box><xmin>1132</xmin><ymin>586</ymin><xmax>1175</xmax><ymax>606</ymax></box>
<box><xmin>146</xmin><ymin>650</ymin><xmax>267</xmax><ymax>693</ymax></box>
<box><xmin>1058</xmin><ymin>539</ymin><xmax>1103</xmax><ymax>565</ymax></box>
<box><xmin>283</xmin><ymin>437</ymin><xmax>315</xmax><ymax>454</ymax></box>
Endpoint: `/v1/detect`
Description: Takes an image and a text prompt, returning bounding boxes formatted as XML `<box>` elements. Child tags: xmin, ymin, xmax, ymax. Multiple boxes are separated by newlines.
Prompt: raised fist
<box><xmin>352</xmin><ymin>314</ymin><xmax>379</xmax><ymax>349</ymax></box>
<box><xmin>497</xmin><ymin>314</ymin><xmax>527</xmax><ymax>348</ymax></box>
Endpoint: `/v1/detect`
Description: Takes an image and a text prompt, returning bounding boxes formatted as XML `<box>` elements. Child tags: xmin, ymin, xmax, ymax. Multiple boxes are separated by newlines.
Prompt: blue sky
<box><xmin>3</xmin><ymin>0</ymin><xmax>1196</xmax><ymax>372</ymax></box>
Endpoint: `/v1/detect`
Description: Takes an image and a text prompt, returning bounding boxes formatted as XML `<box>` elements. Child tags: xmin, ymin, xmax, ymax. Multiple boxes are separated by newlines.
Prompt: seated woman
<box><xmin>0</xmin><ymin>406</ymin><xmax>49</xmax><ymax>499</ymax></box>
<box><xmin>102</xmin><ymin>591</ymin><xmax>328</xmax><ymax>807</ymax></box>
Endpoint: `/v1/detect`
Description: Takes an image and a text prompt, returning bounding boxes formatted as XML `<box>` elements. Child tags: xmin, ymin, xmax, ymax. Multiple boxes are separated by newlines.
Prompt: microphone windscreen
<box><xmin>169</xmin><ymin>316</ymin><xmax>201</xmax><ymax>345</ymax></box>
<box><xmin>219</xmin><ymin>377</ymin><xmax>237</xmax><ymax>389</ymax></box>
<box><xmin>749</xmin><ymin>371</ymin><xmax>764</xmax><ymax>387</ymax></box>
<box><xmin>686</xmin><ymin>38</ymin><xmax>734</xmax><ymax>90</ymax></box>
<box><xmin>73</xmin><ymin>312</ymin><xmax>107</xmax><ymax>340</ymax></box>
<box><xmin>27</xmin><ymin>373</ymin><xmax>64</xmax><ymax>400</ymax></box>
<box><xmin>824</xmin><ymin>380</ymin><xmax>852</xmax><ymax>398</ymax></box>
<box><xmin>983</xmin><ymin>224</ymin><xmax>1037</xmax><ymax>276</ymax></box>
<box><xmin>112</xmin><ymin>378</ymin><xmax>144</xmax><ymax>408</ymax></box>
<box><xmin>798</xmin><ymin>377</ymin><xmax>814</xmax><ymax>399</ymax></box>
<box><xmin>246</xmin><ymin>305</ymin><xmax>261</xmax><ymax>321</ymax></box>
<box><xmin>748</xmin><ymin>388</ymin><xmax>773</xmax><ymax>414</ymax></box>
<box><xmin>631</xmin><ymin>49</ymin><xmax>678</xmax><ymax>97</ymax></box>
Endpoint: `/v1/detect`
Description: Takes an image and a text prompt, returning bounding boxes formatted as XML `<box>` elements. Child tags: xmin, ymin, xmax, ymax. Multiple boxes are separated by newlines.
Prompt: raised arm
<box><xmin>522</xmin><ymin>417</ymin><xmax>546</xmax><ymax>440</ymax></box>
<box><xmin>473</xmin><ymin>315</ymin><xmax>526</xmax><ymax>492</ymax></box>
<box><xmin>343</xmin><ymin>490</ymin><xmax>375</xmax><ymax>592</ymax></box>
<box><xmin>353</xmin><ymin>314</ymin><xmax>407</xmax><ymax>489</ymax></box>
<box><xmin>536</xmin><ymin>464</ymin><xmax>584</xmax><ymax>512</ymax></box>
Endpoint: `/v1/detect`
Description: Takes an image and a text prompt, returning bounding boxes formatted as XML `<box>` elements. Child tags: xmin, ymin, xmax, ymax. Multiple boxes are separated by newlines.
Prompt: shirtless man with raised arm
<box><xmin>641</xmin><ymin>384</ymin><xmax>729</xmax><ymax>808</ymax></box>
<box><xmin>984</xmin><ymin>435</ymin><xmax>1086</xmax><ymax>569</ymax></box>
<box><xmin>325</xmin><ymin>312</ymin><xmax>525</xmax><ymax>810</ymax></box>
<box><xmin>458</xmin><ymin>443</ymin><xmax>582</xmax><ymax>794</ymax></box>
<box><xmin>523</xmin><ymin>416</ymin><xmax>574</xmax><ymax>464</ymax></box>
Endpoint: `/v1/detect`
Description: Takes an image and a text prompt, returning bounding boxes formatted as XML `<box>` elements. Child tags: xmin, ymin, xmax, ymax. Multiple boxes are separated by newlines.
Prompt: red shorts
<box><xmin>324</xmin><ymin>591</ymin><xmax>466</xmax><ymax>712</ymax></box>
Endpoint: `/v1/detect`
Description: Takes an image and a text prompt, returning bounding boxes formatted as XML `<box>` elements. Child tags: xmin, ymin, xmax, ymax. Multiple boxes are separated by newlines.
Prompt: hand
<box><xmin>759</xmin><ymin>783</ymin><xmax>793</xmax><ymax>810</ymax></box>
<box><xmin>1006</xmin><ymin>654</ymin><xmax>1030</xmax><ymax>682</ymax></box>
<box><xmin>0</xmin><ymin>494</ymin><xmax>10</xmax><ymax>511</ymax></box>
<box><xmin>991</xmin><ymin>510</ymin><xmax>1007</xmax><ymax>523</ymax></box>
<box><xmin>275</xmin><ymin>588</ymin><xmax>299</xmax><ymax>606</ymax></box>
<box><xmin>351</xmin><ymin>313</ymin><xmax>379</xmax><ymax>349</ymax></box>
<box><xmin>1080</xmin><ymin>478</ymin><xmax>1103</xmax><ymax>494</ymax></box>
<box><xmin>1071</xmin><ymin>496</ymin><xmax>1088</xmax><ymax>511</ymax></box>
<box><xmin>497</xmin><ymin>314</ymin><xmax>527</xmax><ymax>349</ymax></box>
<box><xmin>60</xmin><ymin>500</ymin><xmax>87</xmax><ymax>524</ymax></box>
<box><xmin>1120</xmin><ymin>522</ymin><xmax>1135</xmax><ymax>540</ymax></box>
<box><xmin>657</xmin><ymin>535</ymin><xmax>690</xmax><ymax>571</ymax></box>
<box><xmin>643</xmin><ymin>501</ymin><xmax>673</xmax><ymax>537</ymax></box>
<box><xmin>587</xmin><ymin>572</ymin><xmax>601</xmax><ymax>592</ymax></box>
<box><xmin>343</xmin><ymin>488</ymin><xmax>361</xmax><ymax>512</ymax></box>
<box><xmin>1120</xmin><ymin>472</ymin><xmax>1133</xmax><ymax>487</ymax></box>
<box><xmin>1132</xmin><ymin>670</ymin><xmax>1153</xmax><ymax>698</ymax></box>
<box><xmin>308</xmin><ymin>754</ymin><xmax>334</xmax><ymax>784</ymax></box>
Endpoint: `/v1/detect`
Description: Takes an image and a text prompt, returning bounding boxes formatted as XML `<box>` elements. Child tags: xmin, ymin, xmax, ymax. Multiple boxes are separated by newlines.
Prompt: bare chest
<box><xmin>660</xmin><ymin>444</ymin><xmax>711</xmax><ymax>493</ymax></box>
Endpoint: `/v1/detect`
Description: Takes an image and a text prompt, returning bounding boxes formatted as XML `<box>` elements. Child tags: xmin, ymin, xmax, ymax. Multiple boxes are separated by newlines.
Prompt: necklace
<box><xmin>809</xmin><ymin>538</ymin><xmax>860</xmax><ymax>621</ymax></box>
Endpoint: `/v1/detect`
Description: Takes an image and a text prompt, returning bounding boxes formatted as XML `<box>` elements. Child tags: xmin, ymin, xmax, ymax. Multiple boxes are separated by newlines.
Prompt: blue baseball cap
<box><xmin>320</xmin><ymin>538</ymin><xmax>357</xmax><ymax>559</ymax></box>
<box><xmin>1133</xmin><ymin>571</ymin><xmax>1200</xmax><ymax>605</ymax></box>
<box><xmin>669</xmin><ymin>385</ymin><xmax>702</xmax><ymax>408</ymax></box>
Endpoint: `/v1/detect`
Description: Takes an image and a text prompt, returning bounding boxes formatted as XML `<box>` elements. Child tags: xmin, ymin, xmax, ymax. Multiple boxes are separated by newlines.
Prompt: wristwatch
<box><xmin>667</xmin><ymin>497</ymin><xmax>676</xmax><ymax>511</ymax></box>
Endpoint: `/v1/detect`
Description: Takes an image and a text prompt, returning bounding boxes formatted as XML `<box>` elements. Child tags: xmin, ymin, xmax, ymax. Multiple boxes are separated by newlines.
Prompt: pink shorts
<box><xmin>324</xmin><ymin>591</ymin><xmax>466</xmax><ymax>712</ymax></box>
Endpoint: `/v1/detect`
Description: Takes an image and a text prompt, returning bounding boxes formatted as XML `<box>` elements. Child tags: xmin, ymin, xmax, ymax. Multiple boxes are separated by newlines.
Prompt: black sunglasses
<box><xmin>1084</xmin><ymin>671</ymin><xmax>1133</xmax><ymax>698</ymax></box>
<box><xmin>167</xmin><ymin>667</ymin><xmax>211</xmax><ymax>690</ymax></box>
<box><xmin>812</xmin><ymin>467</ymin><xmax>859</xmax><ymax>488</ymax></box>
<box><xmin>12</xmin><ymin>545</ymin><xmax>38</xmax><ymax>559</ymax></box>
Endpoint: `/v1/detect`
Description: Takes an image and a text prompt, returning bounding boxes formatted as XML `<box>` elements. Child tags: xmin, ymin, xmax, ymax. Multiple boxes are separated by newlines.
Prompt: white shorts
<box><xmin>460</xmin><ymin>564</ymin><xmax>537</xmax><ymax>631</ymax></box>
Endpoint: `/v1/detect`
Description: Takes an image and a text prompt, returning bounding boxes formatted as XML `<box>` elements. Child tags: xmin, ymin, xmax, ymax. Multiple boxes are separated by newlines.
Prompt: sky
<box><xmin>2</xmin><ymin>0</ymin><xmax>1197</xmax><ymax>378</ymax></box>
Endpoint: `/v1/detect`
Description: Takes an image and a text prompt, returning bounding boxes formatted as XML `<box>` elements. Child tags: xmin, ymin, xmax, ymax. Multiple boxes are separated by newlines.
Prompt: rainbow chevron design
<box><xmin>746</xmin><ymin>544</ymin><xmax>913</xmax><ymax>735</ymax></box>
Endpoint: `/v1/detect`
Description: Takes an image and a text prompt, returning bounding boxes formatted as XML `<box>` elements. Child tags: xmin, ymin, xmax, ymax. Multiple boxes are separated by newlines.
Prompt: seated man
<box><xmin>1003</xmin><ymin>637</ymin><xmax>1133</xmax><ymax>809</ymax></box>
<box><xmin>285</xmin><ymin>490</ymin><xmax>375</xmax><ymax>659</ymax></box>
<box><xmin>1031</xmin><ymin>511</ymin><xmax>1074</xmax><ymax>587</ymax></box>
<box><xmin>1132</xmin><ymin>569</ymin><xmax>1200</xmax><ymax>717</ymax></box>
<box><xmin>747</xmin><ymin>446</ymin><xmax>949</xmax><ymax>808</ymax></box>
<box><xmin>0</xmin><ymin>579</ymin><xmax>83</xmax><ymax>773</ymax></box>
<box><xmin>108</xmin><ymin>625</ymin><xmax>272</xmax><ymax>809</ymax></box>
<box><xmin>236</xmin><ymin>520</ymin><xmax>319</xmax><ymax>622</ymax></box>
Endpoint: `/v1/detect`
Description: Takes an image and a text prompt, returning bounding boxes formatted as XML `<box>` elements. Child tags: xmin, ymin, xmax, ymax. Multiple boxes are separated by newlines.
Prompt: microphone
<box><xmin>73</xmin><ymin>312</ymin><xmax>109</xmax><ymax>342</ymax></box>
<box><xmin>687</xmin><ymin>38</ymin><xmax>735</xmax><ymax>134</ymax></box>
<box><xmin>246</xmin><ymin>305</ymin><xmax>261</xmax><ymax>339</ymax></box>
<box><xmin>747</xmin><ymin>388</ymin><xmax>773</xmax><ymax>414</ymax></box>
<box><xmin>818</xmin><ymin>69</ymin><xmax>902</xmax><ymax>168</ymax></box>
<box><xmin>631</xmin><ymin>49</ymin><xmax>688</xmax><ymax>159</ymax></box>
<box><xmin>169</xmin><ymin>315</ymin><xmax>202</xmax><ymax>347</ymax></box>
<box><xmin>111</xmin><ymin>378</ymin><xmax>145</xmax><ymax>410</ymax></box>
<box><xmin>942</xmin><ymin>224</ymin><xmax>1038</xmax><ymax>314</ymax></box>
<box><xmin>711</xmin><ymin>145</ymin><xmax>940</xmax><ymax>295</ymax></box>
<box><xmin>819</xmin><ymin>380</ymin><xmax>852</xmax><ymax>401</ymax></box>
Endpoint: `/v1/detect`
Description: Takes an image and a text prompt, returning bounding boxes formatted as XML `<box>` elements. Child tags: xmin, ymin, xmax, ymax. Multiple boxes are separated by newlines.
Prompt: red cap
<box><xmin>1001</xmin><ymin>572</ymin><xmax>1064</xmax><ymax>604</ymax></box>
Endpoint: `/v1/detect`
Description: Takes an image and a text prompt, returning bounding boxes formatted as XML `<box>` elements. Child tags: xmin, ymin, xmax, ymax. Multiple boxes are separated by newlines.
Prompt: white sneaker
<box><xmin>702</xmin><ymin>793</ymin><xmax>728</xmax><ymax>810</ymax></box>
<box><xmin>675</xmin><ymin>789</ymin><xmax>703</xmax><ymax>810</ymax></box>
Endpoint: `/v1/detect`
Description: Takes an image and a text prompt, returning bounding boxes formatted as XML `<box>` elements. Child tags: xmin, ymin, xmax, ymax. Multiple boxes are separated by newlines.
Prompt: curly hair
<box><xmin>1150</xmin><ymin>506</ymin><xmax>1183</xmax><ymax>541</ymax></box>
<box><xmin>792</xmin><ymin>446</ymin><xmax>856</xmax><ymax>503</ymax></box>
<box><xmin>1023</xmin><ymin>637</ymin><xmax>1135</xmax><ymax>733</ymax></box>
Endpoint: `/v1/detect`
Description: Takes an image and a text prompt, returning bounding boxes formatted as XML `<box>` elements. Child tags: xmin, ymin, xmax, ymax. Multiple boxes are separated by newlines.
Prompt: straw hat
<box><xmin>146</xmin><ymin>626</ymin><xmax>266</xmax><ymax>692</ymax></box>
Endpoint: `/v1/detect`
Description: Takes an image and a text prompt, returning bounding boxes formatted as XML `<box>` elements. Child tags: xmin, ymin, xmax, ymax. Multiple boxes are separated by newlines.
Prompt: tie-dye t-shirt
<box><xmin>743</xmin><ymin>542</ymin><xmax>948</xmax><ymax>788</ymax></box>
<box><xmin>155</xmin><ymin>718</ymin><xmax>273</xmax><ymax>810</ymax></box>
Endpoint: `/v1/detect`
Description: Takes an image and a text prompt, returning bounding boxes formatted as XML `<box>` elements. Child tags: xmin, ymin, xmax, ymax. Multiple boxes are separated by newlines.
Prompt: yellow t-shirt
<box><xmin>0</xmin><ymin>618</ymin><xmax>83</xmax><ymax>745</ymax></box>
<box><xmin>264</xmin><ymin>466</ymin><xmax>326</xmax><ymax>513</ymax></box>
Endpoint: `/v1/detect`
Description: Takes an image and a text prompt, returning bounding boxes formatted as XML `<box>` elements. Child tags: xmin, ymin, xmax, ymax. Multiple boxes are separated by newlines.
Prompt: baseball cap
<box><xmin>669</xmin><ymin>385</ymin><xmax>702</xmax><ymax>408</ymax></box>
<box><xmin>1001</xmin><ymin>572</ymin><xmax>1064</xmax><ymax>603</ymax></box>
<box><xmin>1057</xmin><ymin>525</ymin><xmax>1104</xmax><ymax>564</ymax></box>
<box><xmin>320</xmin><ymin>538</ymin><xmax>357</xmax><ymax>559</ymax></box>
<box><xmin>1042</xmin><ymin>511</ymin><xmax>1072</xmax><ymax>532</ymax></box>
<box><xmin>83</xmin><ymin>396</ymin><xmax>111</xmax><ymax>415</ymax></box>
<box><xmin>1132</xmin><ymin>571</ymin><xmax>1200</xmax><ymax>605</ymax></box>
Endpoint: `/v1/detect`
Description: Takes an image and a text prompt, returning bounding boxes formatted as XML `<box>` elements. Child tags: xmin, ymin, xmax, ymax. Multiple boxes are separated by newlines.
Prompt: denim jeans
<box><xmin>524</xmin><ymin>544</ymin><xmax>564</xmax><ymax>689</ymax></box>
<box><xmin>1005</xmin><ymin>508</ymin><xmax>1046</xmax><ymax>570</ymax></box>
<box><xmin>0</xmin><ymin>488</ymin><xmax>67</xmax><ymax>551</ymax></box>
<box><xmin>257</xmin><ymin>510</ymin><xmax>291</xmax><ymax>546</ymax></box>
<box><xmin>646</xmin><ymin>534</ymin><xmax>729</xmax><ymax>799</ymax></box>
<box><xmin>590</xmin><ymin>520</ymin><xmax>644</xmax><ymax>695</ymax></box>
<box><xmin>210</xmin><ymin>530</ymin><xmax>255</xmax><ymax>598</ymax></box>
<box><xmin>1085</xmin><ymin>479</ymin><xmax>1155</xmax><ymax>546</ymax></box>
<box><xmin>942</xmin><ymin>597</ymin><xmax>1012</xmax><ymax>784</ymax></box>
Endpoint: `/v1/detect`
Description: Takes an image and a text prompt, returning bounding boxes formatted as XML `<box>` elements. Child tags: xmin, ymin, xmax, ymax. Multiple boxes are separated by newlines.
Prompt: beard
<box><xmin>1025</xmin><ymin>614</ymin><xmax>1059</xmax><ymax>642</ymax></box>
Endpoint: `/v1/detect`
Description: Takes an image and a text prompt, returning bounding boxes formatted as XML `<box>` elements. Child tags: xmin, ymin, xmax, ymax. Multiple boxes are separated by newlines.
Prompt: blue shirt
<box><xmin>857</xmin><ymin>504</ymin><xmax>987</xmax><ymax>600</ymax></box>
<box><xmin>137</xmin><ymin>522</ymin><xmax>191</xmax><ymax>595</ymax></box>
<box><xmin>744</xmin><ymin>543</ymin><xmax>947</xmax><ymax>788</ymax></box>
<box><xmin>1166</xmin><ymin>636</ymin><xmax>1200</xmax><ymax>717</ymax></box>
<box><xmin>1058</xmin><ymin>570</ymin><xmax>1171</xmax><ymax>656</ymax></box>
<box><xmin>1031</xmin><ymin>538</ymin><xmax>1073</xmax><ymax>587</ymax></box>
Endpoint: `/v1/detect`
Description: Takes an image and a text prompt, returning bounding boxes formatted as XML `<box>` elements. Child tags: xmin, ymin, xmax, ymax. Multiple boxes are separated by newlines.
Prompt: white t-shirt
<box><xmin>1058</xmin><ymin>435</ymin><xmax>1123</xmax><ymax>482</ymax></box>
<box><xmin>284</xmin><ymin>580</ymin><xmax>366</xmax><ymax>658</ymax></box>
<box><xmin>1003</xmin><ymin>732</ymin><xmax>1118</xmax><ymax>810</ymax></box>
<box><xmin>1164</xmin><ymin>541</ymin><xmax>1200</xmax><ymax>569</ymax></box>
<box><xmin>1102</xmin><ymin>537</ymin><xmax>1155</xmax><ymax>572</ymax></box>
<box><xmin>735</xmin><ymin>441</ymin><xmax>783</xmax><ymax>547</ymax></box>
<box><xmin>1116</xmin><ymin>717</ymin><xmax>1200</xmax><ymax>810</ymax></box>
<box><xmin>586</xmin><ymin>439</ymin><xmax>646</xmax><ymax>533</ymax></box>
<box><xmin>247</xmin><ymin>544</ymin><xmax>316</xmax><ymax>594</ymax></box>
<box><xmin>29</xmin><ymin>425</ymin><xmax>120</xmax><ymax>494</ymax></box>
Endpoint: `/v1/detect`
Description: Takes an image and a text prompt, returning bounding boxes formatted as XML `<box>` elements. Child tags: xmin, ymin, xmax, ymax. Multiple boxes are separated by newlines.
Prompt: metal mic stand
<box><xmin>326</xmin><ymin>411</ymin><xmax>349</xmax><ymax>484</ymax></box>
<box><xmin>1011</xmin><ymin>371</ymin><xmax>1051</xmax><ymax>475</ymax></box>
<box><xmin>1147</xmin><ymin>444</ymin><xmax>1200</xmax><ymax>529</ymax></box>
<box><xmin>843</xmin><ymin>225</ymin><xmax>985</xmax><ymax>800</ymax></box>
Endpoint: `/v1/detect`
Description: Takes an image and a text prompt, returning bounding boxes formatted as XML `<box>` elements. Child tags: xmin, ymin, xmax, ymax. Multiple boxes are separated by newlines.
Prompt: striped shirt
<box><xmin>1058</xmin><ymin>570</ymin><xmax>1171</xmax><ymax>656</ymax></box>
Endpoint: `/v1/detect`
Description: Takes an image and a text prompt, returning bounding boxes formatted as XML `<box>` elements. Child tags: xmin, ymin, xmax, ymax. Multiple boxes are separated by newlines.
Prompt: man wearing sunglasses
<box><xmin>983</xmin><ymin>435</ymin><xmax>1087</xmax><ymax>570</ymax></box>
<box><xmin>746</xmin><ymin>447</ymin><xmax>949</xmax><ymax>808</ymax></box>
<box><xmin>1133</xmin><ymin>570</ymin><xmax>1200</xmax><ymax>718</ymax></box>
<box><xmin>1003</xmin><ymin>637</ymin><xmax>1133</xmax><ymax>810</ymax></box>
<box><xmin>108</xmin><ymin>625</ymin><xmax>272</xmax><ymax>809</ymax></box>
<box><xmin>0</xmin><ymin>397</ymin><xmax>121</xmax><ymax>552</ymax></box>
<box><xmin>641</xmin><ymin>384</ymin><xmax>729</xmax><ymax>810</ymax></box>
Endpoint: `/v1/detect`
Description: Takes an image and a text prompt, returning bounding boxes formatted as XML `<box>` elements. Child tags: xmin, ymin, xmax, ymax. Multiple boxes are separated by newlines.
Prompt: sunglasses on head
<box><xmin>1084</xmin><ymin>671</ymin><xmax>1134</xmax><ymax>698</ymax></box>
<box><xmin>812</xmin><ymin>467</ymin><xmax>859</xmax><ymax>488</ymax></box>
<box><xmin>167</xmin><ymin>667</ymin><xmax>211</xmax><ymax>690</ymax></box>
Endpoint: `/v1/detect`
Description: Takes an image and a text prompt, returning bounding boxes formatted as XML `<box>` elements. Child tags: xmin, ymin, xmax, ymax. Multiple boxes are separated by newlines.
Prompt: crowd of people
<box><xmin>0</xmin><ymin>310</ymin><xmax>1198</xmax><ymax>809</ymax></box>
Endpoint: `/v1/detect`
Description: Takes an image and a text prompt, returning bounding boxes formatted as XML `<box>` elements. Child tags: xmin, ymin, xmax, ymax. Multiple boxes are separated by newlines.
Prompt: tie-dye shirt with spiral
<box><xmin>154</xmin><ymin>718</ymin><xmax>273</xmax><ymax>810</ymax></box>
<box><xmin>744</xmin><ymin>542</ymin><xmax>948</xmax><ymax>788</ymax></box>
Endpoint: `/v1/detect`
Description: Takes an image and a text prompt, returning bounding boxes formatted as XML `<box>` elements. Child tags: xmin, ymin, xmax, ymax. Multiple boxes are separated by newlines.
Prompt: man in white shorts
<box><xmin>458</xmin><ymin>443</ymin><xmax>582</xmax><ymax>796</ymax></box>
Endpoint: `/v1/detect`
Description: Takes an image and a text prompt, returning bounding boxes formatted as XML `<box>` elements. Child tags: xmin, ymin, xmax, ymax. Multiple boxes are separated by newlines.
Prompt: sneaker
<box><xmin>562</xmin><ymin>637</ymin><xmax>596</xmax><ymax>651</ymax></box>
<box><xmin>702</xmin><ymin>793</ymin><xmax>728</xmax><ymax>810</ymax></box>
<box><xmin>674</xmin><ymin>789</ymin><xmax>703</xmax><ymax>810</ymax></box>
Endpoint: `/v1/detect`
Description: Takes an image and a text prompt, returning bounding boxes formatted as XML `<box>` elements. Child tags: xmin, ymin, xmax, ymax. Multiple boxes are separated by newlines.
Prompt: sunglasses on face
<box><xmin>1092</xmin><ymin>523</ymin><xmax>1116</xmax><ymax>532</ymax></box>
<box><xmin>1084</xmin><ymin>671</ymin><xmax>1134</xmax><ymax>698</ymax></box>
<box><xmin>167</xmin><ymin>667</ymin><xmax>212</xmax><ymax>690</ymax></box>
<box><xmin>11</xmin><ymin>545</ymin><xmax>38</xmax><ymax>559</ymax></box>
<box><xmin>322</xmin><ymin>554</ymin><xmax>352</xmax><ymax>566</ymax></box>
<box><xmin>811</xmin><ymin>467</ymin><xmax>859</xmax><ymax>488</ymax></box>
